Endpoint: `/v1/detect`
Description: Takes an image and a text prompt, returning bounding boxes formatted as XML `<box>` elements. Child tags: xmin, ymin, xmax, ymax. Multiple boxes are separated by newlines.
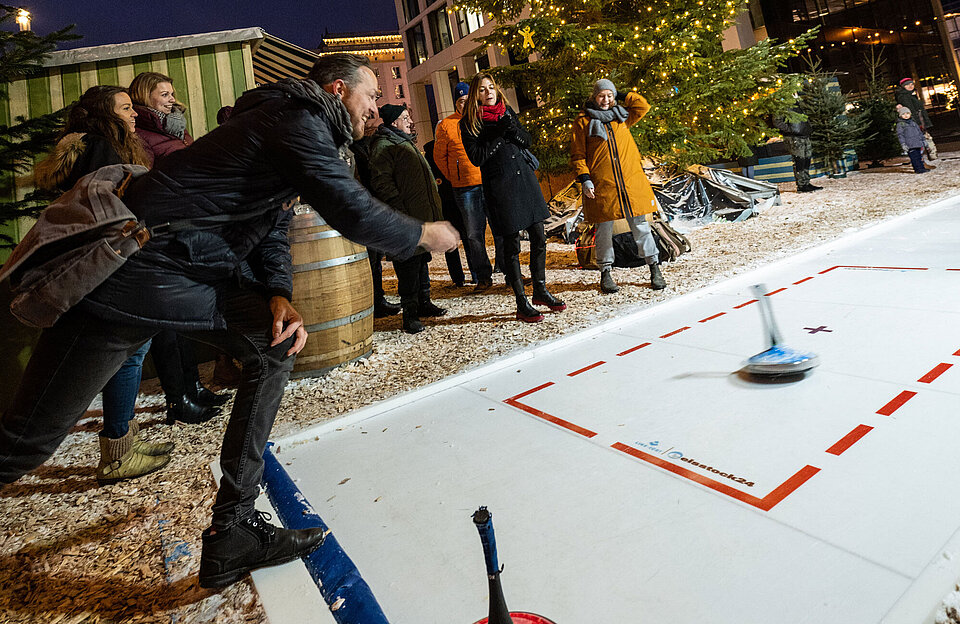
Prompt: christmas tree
<box><xmin>852</xmin><ymin>49</ymin><xmax>900</xmax><ymax>168</ymax></box>
<box><xmin>798</xmin><ymin>59</ymin><xmax>870</xmax><ymax>176</ymax></box>
<box><xmin>457</xmin><ymin>0</ymin><xmax>816</xmax><ymax>173</ymax></box>
<box><xmin>0</xmin><ymin>5</ymin><xmax>78</xmax><ymax>250</ymax></box>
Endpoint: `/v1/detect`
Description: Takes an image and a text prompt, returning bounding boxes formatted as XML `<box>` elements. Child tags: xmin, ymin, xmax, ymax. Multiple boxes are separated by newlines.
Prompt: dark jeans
<box><xmin>393</xmin><ymin>253</ymin><xmax>431</xmax><ymax>308</ymax></box>
<box><xmin>100</xmin><ymin>340</ymin><xmax>152</xmax><ymax>439</ymax></box>
<box><xmin>908</xmin><ymin>148</ymin><xmax>927</xmax><ymax>173</ymax></box>
<box><xmin>502</xmin><ymin>221</ymin><xmax>547</xmax><ymax>284</ymax></box>
<box><xmin>0</xmin><ymin>285</ymin><xmax>296</xmax><ymax>531</ymax></box>
<box><xmin>150</xmin><ymin>330</ymin><xmax>204</xmax><ymax>401</ymax></box>
<box><xmin>453</xmin><ymin>185</ymin><xmax>494</xmax><ymax>281</ymax></box>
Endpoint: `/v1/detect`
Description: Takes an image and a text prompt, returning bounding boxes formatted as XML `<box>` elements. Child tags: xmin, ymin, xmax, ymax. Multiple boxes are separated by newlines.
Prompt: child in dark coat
<box><xmin>896</xmin><ymin>107</ymin><xmax>928</xmax><ymax>174</ymax></box>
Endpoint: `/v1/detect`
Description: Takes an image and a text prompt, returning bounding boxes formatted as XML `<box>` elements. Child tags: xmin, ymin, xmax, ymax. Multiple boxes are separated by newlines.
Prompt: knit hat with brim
<box><xmin>899</xmin><ymin>77</ymin><xmax>914</xmax><ymax>86</ymax></box>
<box><xmin>378</xmin><ymin>103</ymin><xmax>406</xmax><ymax>126</ymax></box>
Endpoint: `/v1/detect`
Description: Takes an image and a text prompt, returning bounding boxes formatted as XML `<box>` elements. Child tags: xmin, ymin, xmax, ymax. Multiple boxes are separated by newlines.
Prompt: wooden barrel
<box><xmin>288</xmin><ymin>204</ymin><xmax>373</xmax><ymax>378</ymax></box>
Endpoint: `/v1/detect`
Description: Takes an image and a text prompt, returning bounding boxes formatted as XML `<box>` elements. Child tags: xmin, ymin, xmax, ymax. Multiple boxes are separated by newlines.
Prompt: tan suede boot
<box><xmin>129</xmin><ymin>420</ymin><xmax>175</xmax><ymax>456</ymax></box>
<box><xmin>97</xmin><ymin>428</ymin><xmax>171</xmax><ymax>485</ymax></box>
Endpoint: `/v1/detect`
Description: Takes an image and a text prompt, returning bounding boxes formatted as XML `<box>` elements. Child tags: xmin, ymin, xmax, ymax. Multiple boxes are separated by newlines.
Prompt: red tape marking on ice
<box><xmin>698</xmin><ymin>312</ymin><xmax>726</xmax><ymax>323</ymax></box>
<box><xmin>617</xmin><ymin>342</ymin><xmax>651</xmax><ymax>357</ymax></box>
<box><xmin>793</xmin><ymin>276</ymin><xmax>815</xmax><ymax>285</ymax></box>
<box><xmin>505</xmin><ymin>385</ymin><xmax>598</xmax><ymax>438</ymax></box>
<box><xmin>877</xmin><ymin>390</ymin><xmax>918</xmax><ymax>416</ymax></box>
<box><xmin>610</xmin><ymin>443</ymin><xmax>820</xmax><ymax>512</ymax></box>
<box><xmin>918</xmin><ymin>363</ymin><xmax>953</xmax><ymax>384</ymax></box>
<box><xmin>733</xmin><ymin>299</ymin><xmax>758</xmax><ymax>309</ymax></box>
<box><xmin>954</xmin><ymin>348</ymin><xmax>960</xmax><ymax>357</ymax></box>
<box><xmin>568</xmin><ymin>361</ymin><xmax>605</xmax><ymax>377</ymax></box>
<box><xmin>820</xmin><ymin>265</ymin><xmax>928</xmax><ymax>274</ymax></box>
<box><xmin>825</xmin><ymin>425</ymin><xmax>874</xmax><ymax>456</ymax></box>
<box><xmin>660</xmin><ymin>326</ymin><xmax>691</xmax><ymax>338</ymax></box>
<box><xmin>765</xmin><ymin>287</ymin><xmax>788</xmax><ymax>296</ymax></box>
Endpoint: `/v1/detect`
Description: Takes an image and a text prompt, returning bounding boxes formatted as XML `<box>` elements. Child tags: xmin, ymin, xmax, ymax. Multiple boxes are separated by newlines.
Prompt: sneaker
<box><xmin>198</xmin><ymin>511</ymin><xmax>327</xmax><ymax>589</ymax></box>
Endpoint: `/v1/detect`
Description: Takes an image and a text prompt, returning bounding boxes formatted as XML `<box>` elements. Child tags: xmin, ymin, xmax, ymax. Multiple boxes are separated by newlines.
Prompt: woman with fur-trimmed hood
<box><xmin>33</xmin><ymin>85</ymin><xmax>171</xmax><ymax>485</ymax></box>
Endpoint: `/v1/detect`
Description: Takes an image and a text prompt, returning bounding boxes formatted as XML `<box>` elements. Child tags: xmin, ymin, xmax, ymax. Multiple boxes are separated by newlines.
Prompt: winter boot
<box><xmin>97</xmin><ymin>428</ymin><xmax>171</xmax><ymax>485</ymax></box>
<box><xmin>129</xmin><ymin>420</ymin><xmax>175</xmax><ymax>457</ymax></box>
<box><xmin>192</xmin><ymin>381</ymin><xmax>230</xmax><ymax>407</ymax></box>
<box><xmin>531</xmin><ymin>281</ymin><xmax>566</xmax><ymax>311</ymax></box>
<box><xmin>401</xmin><ymin>301</ymin><xmax>425</xmax><ymax>334</ymax></box>
<box><xmin>600</xmin><ymin>269</ymin><xmax>619</xmax><ymax>294</ymax></box>
<box><xmin>198</xmin><ymin>510</ymin><xmax>327</xmax><ymax>589</ymax></box>
<box><xmin>649</xmin><ymin>263</ymin><xmax>667</xmax><ymax>290</ymax></box>
<box><xmin>511</xmin><ymin>279</ymin><xmax>544</xmax><ymax>323</ymax></box>
<box><xmin>373</xmin><ymin>297</ymin><xmax>401</xmax><ymax>318</ymax></box>
<box><xmin>166</xmin><ymin>394</ymin><xmax>220</xmax><ymax>425</ymax></box>
<box><xmin>417</xmin><ymin>290</ymin><xmax>447</xmax><ymax>318</ymax></box>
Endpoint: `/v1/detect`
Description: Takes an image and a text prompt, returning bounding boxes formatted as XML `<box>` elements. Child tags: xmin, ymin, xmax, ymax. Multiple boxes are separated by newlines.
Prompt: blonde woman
<box><xmin>129</xmin><ymin>71</ymin><xmax>192</xmax><ymax>164</ymax></box>
<box><xmin>459</xmin><ymin>73</ymin><xmax>564</xmax><ymax>322</ymax></box>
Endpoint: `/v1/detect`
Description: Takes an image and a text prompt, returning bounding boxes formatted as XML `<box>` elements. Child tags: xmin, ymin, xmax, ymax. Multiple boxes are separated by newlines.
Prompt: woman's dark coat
<box><xmin>133</xmin><ymin>105</ymin><xmax>193</xmax><ymax>166</ymax></box>
<box><xmin>459</xmin><ymin>106</ymin><xmax>549</xmax><ymax>236</ymax></box>
<box><xmin>81</xmin><ymin>79</ymin><xmax>422</xmax><ymax>331</ymax></box>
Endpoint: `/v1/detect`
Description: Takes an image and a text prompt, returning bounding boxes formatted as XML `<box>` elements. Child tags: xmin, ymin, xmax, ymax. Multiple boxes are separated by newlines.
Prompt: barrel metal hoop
<box><xmin>288</xmin><ymin>229</ymin><xmax>342</xmax><ymax>243</ymax></box>
<box><xmin>292</xmin><ymin>251</ymin><xmax>369</xmax><ymax>273</ymax></box>
<box><xmin>304</xmin><ymin>305</ymin><xmax>374</xmax><ymax>333</ymax></box>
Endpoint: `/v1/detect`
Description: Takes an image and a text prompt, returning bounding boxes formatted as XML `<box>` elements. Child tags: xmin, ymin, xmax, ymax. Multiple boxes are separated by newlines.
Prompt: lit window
<box><xmin>395</xmin><ymin>84</ymin><xmax>405</xmax><ymax>99</ymax></box>
<box><xmin>392</xmin><ymin>66</ymin><xmax>402</xmax><ymax>79</ymax></box>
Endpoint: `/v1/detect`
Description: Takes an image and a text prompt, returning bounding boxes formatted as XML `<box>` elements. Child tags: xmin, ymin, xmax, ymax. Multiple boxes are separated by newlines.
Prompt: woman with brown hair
<box><xmin>128</xmin><ymin>71</ymin><xmax>192</xmax><ymax>164</ymax></box>
<box><xmin>459</xmin><ymin>73</ymin><xmax>565</xmax><ymax>323</ymax></box>
<box><xmin>34</xmin><ymin>85</ymin><xmax>173</xmax><ymax>484</ymax></box>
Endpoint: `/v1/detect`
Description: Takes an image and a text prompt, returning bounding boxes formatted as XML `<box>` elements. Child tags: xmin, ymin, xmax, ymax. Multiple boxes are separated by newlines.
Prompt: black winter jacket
<box><xmin>460</xmin><ymin>106</ymin><xmax>549</xmax><ymax>236</ymax></box>
<box><xmin>81</xmin><ymin>79</ymin><xmax>422</xmax><ymax>330</ymax></box>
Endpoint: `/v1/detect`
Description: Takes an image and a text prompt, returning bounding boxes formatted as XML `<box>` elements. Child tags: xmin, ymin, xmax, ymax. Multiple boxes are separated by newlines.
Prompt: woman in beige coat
<box><xmin>571</xmin><ymin>79</ymin><xmax>665</xmax><ymax>293</ymax></box>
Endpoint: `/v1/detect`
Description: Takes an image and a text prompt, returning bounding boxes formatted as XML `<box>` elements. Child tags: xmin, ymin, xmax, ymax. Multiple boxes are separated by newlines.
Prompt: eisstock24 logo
<box><xmin>634</xmin><ymin>440</ymin><xmax>755</xmax><ymax>488</ymax></box>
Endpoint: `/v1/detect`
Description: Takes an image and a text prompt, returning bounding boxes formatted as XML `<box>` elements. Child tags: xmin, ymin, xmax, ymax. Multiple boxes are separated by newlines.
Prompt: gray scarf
<box><xmin>147</xmin><ymin>106</ymin><xmax>186</xmax><ymax>140</ymax></box>
<box><xmin>295</xmin><ymin>79</ymin><xmax>355</xmax><ymax>147</ymax></box>
<box><xmin>583</xmin><ymin>101</ymin><xmax>628</xmax><ymax>140</ymax></box>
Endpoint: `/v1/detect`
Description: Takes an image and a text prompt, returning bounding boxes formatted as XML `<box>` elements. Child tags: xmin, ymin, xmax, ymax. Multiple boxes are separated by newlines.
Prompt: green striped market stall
<box><xmin>0</xmin><ymin>27</ymin><xmax>321</xmax><ymax>257</ymax></box>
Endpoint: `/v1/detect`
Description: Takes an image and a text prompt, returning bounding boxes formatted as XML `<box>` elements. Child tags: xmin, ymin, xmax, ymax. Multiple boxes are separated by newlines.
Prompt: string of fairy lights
<box><xmin>450</xmin><ymin>0</ymin><xmax>811</xmax><ymax>166</ymax></box>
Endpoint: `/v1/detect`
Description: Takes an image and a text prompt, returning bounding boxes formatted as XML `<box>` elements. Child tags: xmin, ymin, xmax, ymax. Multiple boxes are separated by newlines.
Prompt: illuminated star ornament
<box><xmin>519</xmin><ymin>25</ymin><xmax>535</xmax><ymax>49</ymax></box>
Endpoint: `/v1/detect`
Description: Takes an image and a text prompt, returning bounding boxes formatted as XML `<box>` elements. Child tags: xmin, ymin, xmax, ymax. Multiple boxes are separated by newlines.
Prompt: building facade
<box><xmin>318</xmin><ymin>31</ymin><xmax>410</xmax><ymax>112</ymax></box>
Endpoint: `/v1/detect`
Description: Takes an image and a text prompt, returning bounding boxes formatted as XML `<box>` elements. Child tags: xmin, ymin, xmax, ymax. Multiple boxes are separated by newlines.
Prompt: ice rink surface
<box><xmin>252</xmin><ymin>194</ymin><xmax>960</xmax><ymax>624</ymax></box>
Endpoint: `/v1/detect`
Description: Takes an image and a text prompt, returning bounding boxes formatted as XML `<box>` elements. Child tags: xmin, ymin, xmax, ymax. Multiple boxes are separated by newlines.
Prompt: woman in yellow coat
<box><xmin>571</xmin><ymin>79</ymin><xmax>665</xmax><ymax>293</ymax></box>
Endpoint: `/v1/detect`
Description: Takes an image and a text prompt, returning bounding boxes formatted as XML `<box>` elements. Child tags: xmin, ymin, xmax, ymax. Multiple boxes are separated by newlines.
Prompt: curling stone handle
<box><xmin>751</xmin><ymin>284</ymin><xmax>783</xmax><ymax>348</ymax></box>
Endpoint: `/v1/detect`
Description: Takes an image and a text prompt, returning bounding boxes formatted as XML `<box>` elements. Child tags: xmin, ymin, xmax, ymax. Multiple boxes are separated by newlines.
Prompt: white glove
<box><xmin>582</xmin><ymin>179</ymin><xmax>596</xmax><ymax>199</ymax></box>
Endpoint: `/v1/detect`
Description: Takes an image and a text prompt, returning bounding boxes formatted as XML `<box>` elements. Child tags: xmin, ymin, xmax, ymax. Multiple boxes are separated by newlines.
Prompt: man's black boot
<box><xmin>401</xmin><ymin>301</ymin><xmax>424</xmax><ymax>334</ymax></box>
<box><xmin>198</xmin><ymin>511</ymin><xmax>327</xmax><ymax>589</ymax></box>
<box><xmin>192</xmin><ymin>381</ymin><xmax>230</xmax><ymax>407</ymax></box>
<box><xmin>373</xmin><ymin>297</ymin><xmax>401</xmax><ymax>318</ymax></box>
<box><xmin>165</xmin><ymin>394</ymin><xmax>220</xmax><ymax>425</ymax></box>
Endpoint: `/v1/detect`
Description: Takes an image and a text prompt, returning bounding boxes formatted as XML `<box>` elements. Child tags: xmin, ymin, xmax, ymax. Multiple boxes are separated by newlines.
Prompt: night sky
<box><xmin>8</xmin><ymin>0</ymin><xmax>400</xmax><ymax>50</ymax></box>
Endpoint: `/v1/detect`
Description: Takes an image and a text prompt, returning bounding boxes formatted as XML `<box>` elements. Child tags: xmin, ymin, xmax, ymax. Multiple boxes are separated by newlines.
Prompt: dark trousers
<box><xmin>393</xmin><ymin>253</ymin><xmax>430</xmax><ymax>309</ymax></box>
<box><xmin>453</xmin><ymin>185</ymin><xmax>494</xmax><ymax>282</ymax></box>
<box><xmin>0</xmin><ymin>285</ymin><xmax>296</xmax><ymax>531</ymax></box>
<box><xmin>150</xmin><ymin>330</ymin><xmax>202</xmax><ymax>400</ymax></box>
<box><xmin>502</xmin><ymin>221</ymin><xmax>547</xmax><ymax>284</ymax></box>
<box><xmin>369</xmin><ymin>248</ymin><xmax>386</xmax><ymax>300</ymax></box>
<box><xmin>908</xmin><ymin>148</ymin><xmax>927</xmax><ymax>173</ymax></box>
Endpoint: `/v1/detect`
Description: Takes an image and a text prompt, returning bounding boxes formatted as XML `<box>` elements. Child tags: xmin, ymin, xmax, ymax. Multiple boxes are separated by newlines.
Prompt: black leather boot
<box><xmin>650</xmin><ymin>263</ymin><xmax>666</xmax><ymax>290</ymax></box>
<box><xmin>401</xmin><ymin>301</ymin><xmax>424</xmax><ymax>334</ymax></box>
<box><xmin>532</xmin><ymin>281</ymin><xmax>566</xmax><ymax>311</ymax></box>
<box><xmin>193</xmin><ymin>381</ymin><xmax>230</xmax><ymax>407</ymax></box>
<box><xmin>198</xmin><ymin>510</ymin><xmax>327</xmax><ymax>589</ymax></box>
<box><xmin>373</xmin><ymin>297</ymin><xmax>401</xmax><ymax>318</ymax></box>
<box><xmin>511</xmin><ymin>279</ymin><xmax>544</xmax><ymax>323</ymax></box>
<box><xmin>528</xmin><ymin>228</ymin><xmax>565</xmax><ymax>311</ymax></box>
<box><xmin>165</xmin><ymin>394</ymin><xmax>220</xmax><ymax>425</ymax></box>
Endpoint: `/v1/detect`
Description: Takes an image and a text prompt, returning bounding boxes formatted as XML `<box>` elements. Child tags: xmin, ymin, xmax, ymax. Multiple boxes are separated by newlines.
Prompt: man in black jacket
<box><xmin>0</xmin><ymin>54</ymin><xmax>458</xmax><ymax>588</ymax></box>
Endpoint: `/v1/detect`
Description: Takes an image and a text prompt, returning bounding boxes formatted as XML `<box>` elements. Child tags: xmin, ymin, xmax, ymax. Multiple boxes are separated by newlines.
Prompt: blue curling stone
<box><xmin>745</xmin><ymin>345</ymin><xmax>820</xmax><ymax>375</ymax></box>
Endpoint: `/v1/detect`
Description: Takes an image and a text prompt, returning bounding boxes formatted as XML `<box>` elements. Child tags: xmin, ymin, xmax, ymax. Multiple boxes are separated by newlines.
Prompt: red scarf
<box><xmin>480</xmin><ymin>101</ymin><xmax>506</xmax><ymax>122</ymax></box>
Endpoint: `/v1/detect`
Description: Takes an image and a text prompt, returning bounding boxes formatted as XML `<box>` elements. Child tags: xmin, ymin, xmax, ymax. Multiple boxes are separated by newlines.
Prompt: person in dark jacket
<box><xmin>773</xmin><ymin>101</ymin><xmax>821</xmax><ymax>193</ymax></box>
<box><xmin>896</xmin><ymin>77</ymin><xmax>937</xmax><ymax>160</ymax></box>
<box><xmin>896</xmin><ymin>107</ymin><xmax>928</xmax><ymax>174</ymax></box>
<box><xmin>460</xmin><ymin>73</ymin><xmax>565</xmax><ymax>322</ymax></box>
<box><xmin>352</xmin><ymin>115</ymin><xmax>402</xmax><ymax>318</ymax></box>
<box><xmin>0</xmin><ymin>54</ymin><xmax>459</xmax><ymax>588</ymax></box>
<box><xmin>33</xmin><ymin>85</ymin><xmax>174</xmax><ymax>485</ymax></box>
<box><xmin>368</xmin><ymin>104</ymin><xmax>447</xmax><ymax>333</ymax></box>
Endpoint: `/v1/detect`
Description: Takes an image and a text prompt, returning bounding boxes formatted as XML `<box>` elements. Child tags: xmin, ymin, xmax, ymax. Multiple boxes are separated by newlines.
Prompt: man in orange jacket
<box><xmin>434</xmin><ymin>82</ymin><xmax>498</xmax><ymax>291</ymax></box>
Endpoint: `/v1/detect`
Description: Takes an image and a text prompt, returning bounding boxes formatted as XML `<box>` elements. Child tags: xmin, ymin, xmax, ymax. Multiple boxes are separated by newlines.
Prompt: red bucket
<box><xmin>473</xmin><ymin>614</ymin><xmax>557</xmax><ymax>624</ymax></box>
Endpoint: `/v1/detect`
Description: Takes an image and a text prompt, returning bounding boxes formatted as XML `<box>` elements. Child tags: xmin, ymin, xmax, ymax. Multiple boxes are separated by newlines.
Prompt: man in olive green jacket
<box><xmin>368</xmin><ymin>104</ymin><xmax>445</xmax><ymax>334</ymax></box>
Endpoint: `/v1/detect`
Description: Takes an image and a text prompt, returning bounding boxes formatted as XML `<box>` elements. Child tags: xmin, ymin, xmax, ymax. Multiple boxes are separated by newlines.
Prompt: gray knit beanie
<box><xmin>592</xmin><ymin>78</ymin><xmax>617</xmax><ymax>99</ymax></box>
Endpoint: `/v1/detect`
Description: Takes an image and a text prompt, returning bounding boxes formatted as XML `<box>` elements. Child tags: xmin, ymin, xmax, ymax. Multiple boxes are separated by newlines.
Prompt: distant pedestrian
<box><xmin>773</xmin><ymin>101</ymin><xmax>821</xmax><ymax>193</ymax></box>
<box><xmin>571</xmin><ymin>78</ymin><xmax>665</xmax><ymax>294</ymax></box>
<box><xmin>896</xmin><ymin>77</ymin><xmax>937</xmax><ymax>160</ymax></box>
<box><xmin>896</xmin><ymin>107</ymin><xmax>928</xmax><ymax>174</ymax></box>
<box><xmin>460</xmin><ymin>73</ymin><xmax>565</xmax><ymax>322</ymax></box>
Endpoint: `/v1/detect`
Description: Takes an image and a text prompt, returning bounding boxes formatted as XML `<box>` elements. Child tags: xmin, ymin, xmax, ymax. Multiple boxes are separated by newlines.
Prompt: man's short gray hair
<box><xmin>308</xmin><ymin>54</ymin><xmax>373</xmax><ymax>88</ymax></box>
